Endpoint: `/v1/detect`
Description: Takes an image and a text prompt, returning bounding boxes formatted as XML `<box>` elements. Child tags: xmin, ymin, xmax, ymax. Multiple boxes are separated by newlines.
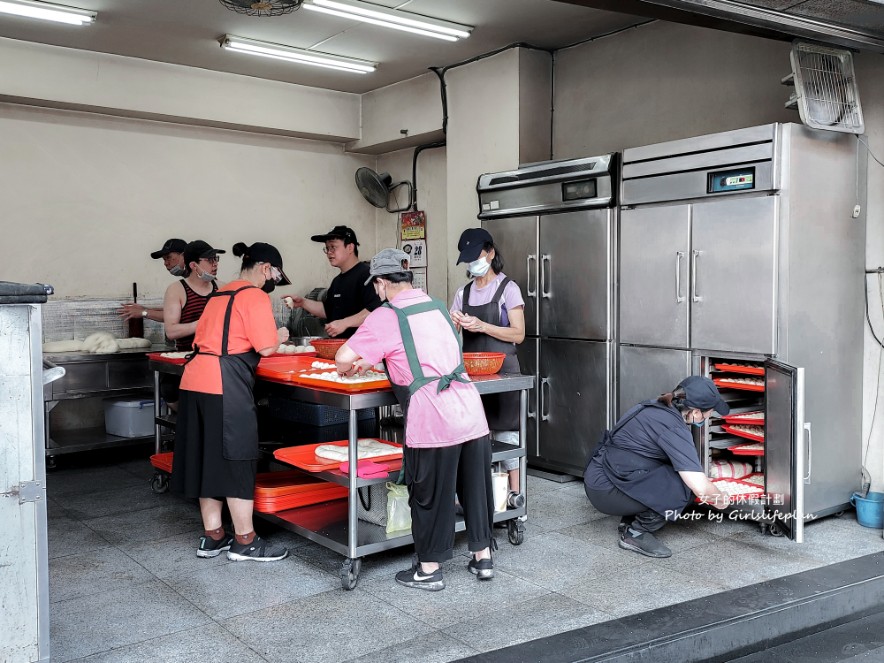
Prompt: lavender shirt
<box><xmin>450</xmin><ymin>272</ymin><xmax>525</xmax><ymax>328</ymax></box>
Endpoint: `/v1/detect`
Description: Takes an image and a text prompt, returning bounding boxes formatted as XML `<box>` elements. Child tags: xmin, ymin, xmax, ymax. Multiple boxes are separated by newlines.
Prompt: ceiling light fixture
<box><xmin>0</xmin><ymin>0</ymin><xmax>96</xmax><ymax>25</ymax></box>
<box><xmin>303</xmin><ymin>0</ymin><xmax>472</xmax><ymax>42</ymax></box>
<box><xmin>221</xmin><ymin>35</ymin><xmax>377</xmax><ymax>74</ymax></box>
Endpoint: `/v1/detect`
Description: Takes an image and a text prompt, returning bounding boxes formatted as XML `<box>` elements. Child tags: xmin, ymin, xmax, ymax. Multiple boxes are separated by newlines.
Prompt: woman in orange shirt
<box><xmin>171</xmin><ymin>241</ymin><xmax>291</xmax><ymax>562</ymax></box>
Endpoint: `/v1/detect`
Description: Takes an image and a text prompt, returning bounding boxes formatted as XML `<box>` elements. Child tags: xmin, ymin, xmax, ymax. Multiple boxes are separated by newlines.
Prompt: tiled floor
<box><xmin>46</xmin><ymin>451</ymin><xmax>884</xmax><ymax>663</ymax></box>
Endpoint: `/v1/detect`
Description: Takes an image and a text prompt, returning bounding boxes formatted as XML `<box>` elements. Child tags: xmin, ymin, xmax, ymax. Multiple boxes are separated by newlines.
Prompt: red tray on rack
<box><xmin>714</xmin><ymin>377</ymin><xmax>765</xmax><ymax>392</ymax></box>
<box><xmin>722</xmin><ymin>424</ymin><xmax>765</xmax><ymax>443</ymax></box>
<box><xmin>150</xmin><ymin>451</ymin><xmax>174</xmax><ymax>473</ymax></box>
<box><xmin>713</xmin><ymin>363</ymin><xmax>764</xmax><ymax>376</ymax></box>
<box><xmin>253</xmin><ymin>470</ymin><xmax>327</xmax><ymax>497</ymax></box>
<box><xmin>288</xmin><ymin>371</ymin><xmax>391</xmax><ymax>393</ymax></box>
<box><xmin>147</xmin><ymin>352</ymin><xmax>190</xmax><ymax>365</ymax></box>
<box><xmin>274</xmin><ymin>439</ymin><xmax>403</xmax><ymax>472</ymax></box>
<box><xmin>256</xmin><ymin>355</ymin><xmax>328</xmax><ymax>381</ymax></box>
<box><xmin>731</xmin><ymin>442</ymin><xmax>765</xmax><ymax>456</ymax></box>
<box><xmin>723</xmin><ymin>411</ymin><xmax>765</xmax><ymax>425</ymax></box>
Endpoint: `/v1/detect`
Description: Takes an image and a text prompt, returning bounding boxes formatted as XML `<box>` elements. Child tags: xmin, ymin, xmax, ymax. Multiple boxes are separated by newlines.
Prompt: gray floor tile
<box><xmin>728</xmin><ymin>518</ymin><xmax>884</xmax><ymax>564</ymax></box>
<box><xmin>342</xmin><ymin>631</ymin><xmax>478</xmax><ymax>663</ymax></box>
<box><xmin>50</xmin><ymin>546</ymin><xmax>154</xmax><ymax>603</ymax></box>
<box><xmin>495</xmin><ymin>531</ymin><xmax>633</xmax><ymax>592</ymax></box>
<box><xmin>47</xmin><ymin>466</ymin><xmax>147</xmax><ymax>497</ymax></box>
<box><xmin>522</xmin><ymin>487</ymin><xmax>601</xmax><ymax>533</ymax></box>
<box><xmin>50</xmin><ymin>579</ymin><xmax>211</xmax><ymax>663</ymax></box>
<box><xmin>47</xmin><ymin>513</ymin><xmax>111</xmax><ymax>560</ymax></box>
<box><xmin>64</xmin><ymin>621</ymin><xmax>267</xmax><ymax>663</ymax></box>
<box><xmin>164</xmin><ymin>553</ymin><xmax>339</xmax><ymax>619</ymax></box>
<box><xmin>665</xmin><ymin>538</ymin><xmax>820</xmax><ymax>590</ymax></box>
<box><xmin>223</xmin><ymin>588</ymin><xmax>434</xmax><ymax>663</ymax></box>
<box><xmin>83</xmin><ymin>499</ymin><xmax>204</xmax><ymax>545</ymax></box>
<box><xmin>123</xmin><ymin>530</ymin><xmax>234</xmax><ymax>579</ymax></box>
<box><xmin>527</xmin><ymin>474</ymin><xmax>573</xmax><ymax>496</ymax></box>
<box><xmin>359</xmin><ymin>555</ymin><xmax>550</xmax><ymax>629</ymax></box>
<box><xmin>294</xmin><ymin>538</ymin><xmax>415</xmax><ymax>581</ymax></box>
<box><xmin>559</xmin><ymin>561</ymin><xmax>727</xmax><ymax>617</ymax></box>
<box><xmin>55</xmin><ymin>484</ymin><xmax>171</xmax><ymax>521</ymax></box>
<box><xmin>443</xmin><ymin>592</ymin><xmax>611</xmax><ymax>652</ymax></box>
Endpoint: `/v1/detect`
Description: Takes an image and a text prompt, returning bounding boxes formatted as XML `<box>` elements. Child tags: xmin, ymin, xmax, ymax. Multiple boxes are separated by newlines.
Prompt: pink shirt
<box><xmin>346</xmin><ymin>289</ymin><xmax>489</xmax><ymax>448</ymax></box>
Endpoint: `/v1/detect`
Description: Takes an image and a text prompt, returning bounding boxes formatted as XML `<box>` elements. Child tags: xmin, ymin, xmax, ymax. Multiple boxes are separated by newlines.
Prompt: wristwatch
<box><xmin>141</xmin><ymin>309</ymin><xmax>148</xmax><ymax>319</ymax></box>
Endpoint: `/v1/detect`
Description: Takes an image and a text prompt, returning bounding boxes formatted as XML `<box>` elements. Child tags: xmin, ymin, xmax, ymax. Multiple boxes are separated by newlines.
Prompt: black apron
<box><xmin>588</xmin><ymin>401</ymin><xmax>694</xmax><ymax>520</ymax></box>
<box><xmin>186</xmin><ymin>285</ymin><xmax>262</xmax><ymax>461</ymax></box>
<box><xmin>461</xmin><ymin>277</ymin><xmax>520</xmax><ymax>430</ymax></box>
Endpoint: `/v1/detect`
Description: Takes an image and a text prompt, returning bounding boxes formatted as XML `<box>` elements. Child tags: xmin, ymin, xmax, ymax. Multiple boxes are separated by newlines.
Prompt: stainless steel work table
<box><xmin>149</xmin><ymin>359</ymin><xmax>533</xmax><ymax>589</ymax></box>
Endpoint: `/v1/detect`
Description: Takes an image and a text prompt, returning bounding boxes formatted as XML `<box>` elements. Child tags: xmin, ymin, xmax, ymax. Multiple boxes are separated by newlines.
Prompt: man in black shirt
<box><xmin>285</xmin><ymin>225</ymin><xmax>382</xmax><ymax>338</ymax></box>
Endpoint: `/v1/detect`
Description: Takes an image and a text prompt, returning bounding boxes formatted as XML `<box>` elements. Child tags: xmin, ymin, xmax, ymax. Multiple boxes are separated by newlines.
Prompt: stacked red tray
<box><xmin>253</xmin><ymin>470</ymin><xmax>348</xmax><ymax>513</ymax></box>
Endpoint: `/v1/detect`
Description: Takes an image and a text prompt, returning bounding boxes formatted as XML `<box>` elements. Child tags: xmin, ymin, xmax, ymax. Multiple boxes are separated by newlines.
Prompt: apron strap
<box><xmin>189</xmin><ymin>285</ymin><xmax>258</xmax><ymax>358</ymax></box>
<box><xmin>383</xmin><ymin>299</ymin><xmax>469</xmax><ymax>396</ymax></box>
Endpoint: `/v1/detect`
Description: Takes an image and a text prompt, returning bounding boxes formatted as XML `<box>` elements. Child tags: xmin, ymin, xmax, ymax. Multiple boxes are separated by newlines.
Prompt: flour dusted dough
<box><xmin>116</xmin><ymin>337</ymin><xmax>152</xmax><ymax>349</ymax></box>
<box><xmin>42</xmin><ymin>340</ymin><xmax>86</xmax><ymax>353</ymax></box>
<box><xmin>314</xmin><ymin>439</ymin><xmax>402</xmax><ymax>462</ymax></box>
<box><xmin>82</xmin><ymin>332</ymin><xmax>119</xmax><ymax>354</ymax></box>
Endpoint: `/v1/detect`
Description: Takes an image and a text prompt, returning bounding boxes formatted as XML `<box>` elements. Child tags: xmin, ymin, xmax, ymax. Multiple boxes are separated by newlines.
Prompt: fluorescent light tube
<box><xmin>304</xmin><ymin>0</ymin><xmax>472</xmax><ymax>41</ymax></box>
<box><xmin>221</xmin><ymin>36</ymin><xmax>377</xmax><ymax>74</ymax></box>
<box><xmin>0</xmin><ymin>0</ymin><xmax>96</xmax><ymax>25</ymax></box>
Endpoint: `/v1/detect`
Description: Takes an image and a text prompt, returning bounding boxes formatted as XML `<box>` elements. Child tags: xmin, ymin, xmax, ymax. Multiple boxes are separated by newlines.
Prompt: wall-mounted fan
<box><xmin>355</xmin><ymin>167</ymin><xmax>413</xmax><ymax>213</ymax></box>
<box><xmin>218</xmin><ymin>0</ymin><xmax>303</xmax><ymax>16</ymax></box>
<box><xmin>782</xmin><ymin>41</ymin><xmax>864</xmax><ymax>134</ymax></box>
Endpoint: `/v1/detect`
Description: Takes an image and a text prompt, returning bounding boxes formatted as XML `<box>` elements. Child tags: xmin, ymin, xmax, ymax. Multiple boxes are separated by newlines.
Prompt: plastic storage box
<box><xmin>104</xmin><ymin>397</ymin><xmax>154</xmax><ymax>437</ymax></box>
<box><xmin>268</xmin><ymin>396</ymin><xmax>376</xmax><ymax>427</ymax></box>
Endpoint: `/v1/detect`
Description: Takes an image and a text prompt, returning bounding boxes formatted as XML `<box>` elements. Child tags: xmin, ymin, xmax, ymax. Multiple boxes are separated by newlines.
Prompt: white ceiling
<box><xmin>0</xmin><ymin>0</ymin><xmax>646</xmax><ymax>94</ymax></box>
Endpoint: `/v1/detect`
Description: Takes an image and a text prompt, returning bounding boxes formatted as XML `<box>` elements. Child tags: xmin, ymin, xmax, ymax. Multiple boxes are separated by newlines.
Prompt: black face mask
<box><xmin>261</xmin><ymin>280</ymin><xmax>276</xmax><ymax>294</ymax></box>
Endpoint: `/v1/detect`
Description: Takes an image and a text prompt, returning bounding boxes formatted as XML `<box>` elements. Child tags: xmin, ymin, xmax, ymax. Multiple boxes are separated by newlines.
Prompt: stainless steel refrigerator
<box><xmin>477</xmin><ymin>155</ymin><xmax>617</xmax><ymax>477</ymax></box>
<box><xmin>617</xmin><ymin>123</ymin><xmax>865</xmax><ymax>541</ymax></box>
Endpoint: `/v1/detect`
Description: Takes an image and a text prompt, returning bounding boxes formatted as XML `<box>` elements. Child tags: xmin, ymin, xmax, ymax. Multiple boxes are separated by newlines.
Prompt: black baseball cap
<box><xmin>310</xmin><ymin>225</ymin><xmax>359</xmax><ymax>245</ymax></box>
<box><xmin>457</xmin><ymin>227</ymin><xmax>493</xmax><ymax>264</ymax></box>
<box><xmin>677</xmin><ymin>376</ymin><xmax>730</xmax><ymax>415</ymax></box>
<box><xmin>184</xmin><ymin>240</ymin><xmax>226</xmax><ymax>267</ymax></box>
<box><xmin>237</xmin><ymin>242</ymin><xmax>291</xmax><ymax>286</ymax></box>
<box><xmin>150</xmin><ymin>238</ymin><xmax>187</xmax><ymax>259</ymax></box>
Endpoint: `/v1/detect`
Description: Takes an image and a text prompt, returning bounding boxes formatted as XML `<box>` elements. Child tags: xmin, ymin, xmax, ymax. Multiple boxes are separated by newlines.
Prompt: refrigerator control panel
<box><xmin>708</xmin><ymin>167</ymin><xmax>756</xmax><ymax>193</ymax></box>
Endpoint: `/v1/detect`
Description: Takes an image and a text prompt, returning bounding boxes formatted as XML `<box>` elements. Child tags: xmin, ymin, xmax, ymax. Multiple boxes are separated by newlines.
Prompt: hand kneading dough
<box><xmin>42</xmin><ymin>340</ymin><xmax>86</xmax><ymax>353</ymax></box>
<box><xmin>82</xmin><ymin>332</ymin><xmax>119</xmax><ymax>354</ymax></box>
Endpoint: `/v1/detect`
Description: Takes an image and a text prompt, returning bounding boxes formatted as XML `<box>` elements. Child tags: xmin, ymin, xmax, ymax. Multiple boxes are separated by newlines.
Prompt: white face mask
<box><xmin>468</xmin><ymin>256</ymin><xmax>491</xmax><ymax>277</ymax></box>
<box><xmin>196</xmin><ymin>266</ymin><xmax>216</xmax><ymax>282</ymax></box>
<box><xmin>168</xmin><ymin>264</ymin><xmax>185</xmax><ymax>277</ymax></box>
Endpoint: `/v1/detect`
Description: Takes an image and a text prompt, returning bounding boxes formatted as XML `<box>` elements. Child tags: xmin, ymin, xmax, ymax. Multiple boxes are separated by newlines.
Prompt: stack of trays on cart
<box><xmin>253</xmin><ymin>470</ymin><xmax>349</xmax><ymax>513</ymax></box>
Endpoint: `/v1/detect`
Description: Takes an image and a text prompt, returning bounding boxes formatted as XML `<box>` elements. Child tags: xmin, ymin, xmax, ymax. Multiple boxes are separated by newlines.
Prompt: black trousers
<box><xmin>404</xmin><ymin>435</ymin><xmax>494</xmax><ymax>564</ymax></box>
<box><xmin>584</xmin><ymin>484</ymin><xmax>666</xmax><ymax>534</ymax></box>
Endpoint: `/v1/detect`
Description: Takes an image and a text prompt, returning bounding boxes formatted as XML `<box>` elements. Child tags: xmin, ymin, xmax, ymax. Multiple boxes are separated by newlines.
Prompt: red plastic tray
<box><xmin>722</xmin><ymin>424</ymin><xmax>765</xmax><ymax>443</ymax></box>
<box><xmin>253</xmin><ymin>470</ymin><xmax>327</xmax><ymax>498</ymax></box>
<box><xmin>723</xmin><ymin>411</ymin><xmax>765</xmax><ymax>425</ymax></box>
<box><xmin>150</xmin><ymin>451</ymin><xmax>174</xmax><ymax>473</ymax></box>
<box><xmin>254</xmin><ymin>487</ymin><xmax>348</xmax><ymax>513</ymax></box>
<box><xmin>147</xmin><ymin>352</ymin><xmax>189</xmax><ymax>365</ymax></box>
<box><xmin>713</xmin><ymin>363</ymin><xmax>764</xmax><ymax>376</ymax></box>
<box><xmin>256</xmin><ymin>355</ymin><xmax>328</xmax><ymax>381</ymax></box>
<box><xmin>714</xmin><ymin>377</ymin><xmax>765</xmax><ymax>392</ymax></box>
<box><xmin>274</xmin><ymin>439</ymin><xmax>403</xmax><ymax>473</ymax></box>
<box><xmin>731</xmin><ymin>442</ymin><xmax>766</xmax><ymax>456</ymax></box>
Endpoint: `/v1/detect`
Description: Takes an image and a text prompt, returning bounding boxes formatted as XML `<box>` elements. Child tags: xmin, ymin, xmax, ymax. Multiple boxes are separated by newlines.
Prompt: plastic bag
<box><xmin>385</xmin><ymin>482</ymin><xmax>411</xmax><ymax>534</ymax></box>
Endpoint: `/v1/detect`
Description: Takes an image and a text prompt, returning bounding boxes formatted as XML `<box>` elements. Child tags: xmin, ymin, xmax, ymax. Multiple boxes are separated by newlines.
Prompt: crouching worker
<box><xmin>584</xmin><ymin>376</ymin><xmax>731</xmax><ymax>558</ymax></box>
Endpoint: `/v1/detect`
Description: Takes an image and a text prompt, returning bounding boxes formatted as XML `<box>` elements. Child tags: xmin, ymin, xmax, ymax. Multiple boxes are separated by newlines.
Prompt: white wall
<box><xmin>0</xmin><ymin>102</ymin><xmax>377</xmax><ymax>303</ymax></box>
<box><xmin>552</xmin><ymin>19</ymin><xmax>884</xmax><ymax>489</ymax></box>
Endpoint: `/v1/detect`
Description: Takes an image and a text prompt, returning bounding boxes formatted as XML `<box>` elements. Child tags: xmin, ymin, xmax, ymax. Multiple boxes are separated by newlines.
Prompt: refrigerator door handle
<box><xmin>540</xmin><ymin>254</ymin><xmax>551</xmax><ymax>299</ymax></box>
<box><xmin>540</xmin><ymin>376</ymin><xmax>551</xmax><ymax>421</ymax></box>
<box><xmin>675</xmin><ymin>251</ymin><xmax>685</xmax><ymax>303</ymax></box>
<box><xmin>691</xmin><ymin>249</ymin><xmax>702</xmax><ymax>302</ymax></box>
<box><xmin>803</xmin><ymin>422</ymin><xmax>812</xmax><ymax>482</ymax></box>
<box><xmin>526</xmin><ymin>254</ymin><xmax>537</xmax><ymax>299</ymax></box>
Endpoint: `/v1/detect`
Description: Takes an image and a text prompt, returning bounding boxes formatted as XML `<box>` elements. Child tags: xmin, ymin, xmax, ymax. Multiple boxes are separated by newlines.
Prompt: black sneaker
<box><xmin>506</xmin><ymin>491</ymin><xmax>525</xmax><ymax>509</ymax></box>
<box><xmin>226</xmin><ymin>536</ymin><xmax>288</xmax><ymax>562</ymax></box>
<box><xmin>468</xmin><ymin>556</ymin><xmax>494</xmax><ymax>580</ymax></box>
<box><xmin>618</xmin><ymin>527</ymin><xmax>672</xmax><ymax>558</ymax></box>
<box><xmin>196</xmin><ymin>533</ymin><xmax>233</xmax><ymax>558</ymax></box>
<box><xmin>395</xmin><ymin>564</ymin><xmax>445</xmax><ymax>591</ymax></box>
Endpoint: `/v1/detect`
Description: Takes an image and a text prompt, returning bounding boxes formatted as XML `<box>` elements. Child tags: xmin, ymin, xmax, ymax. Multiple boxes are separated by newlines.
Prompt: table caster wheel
<box><xmin>46</xmin><ymin>456</ymin><xmax>57</xmax><ymax>471</ymax></box>
<box><xmin>507</xmin><ymin>519</ymin><xmax>525</xmax><ymax>545</ymax></box>
<box><xmin>768</xmin><ymin>522</ymin><xmax>785</xmax><ymax>537</ymax></box>
<box><xmin>150</xmin><ymin>473</ymin><xmax>169</xmax><ymax>494</ymax></box>
<box><xmin>341</xmin><ymin>557</ymin><xmax>362</xmax><ymax>590</ymax></box>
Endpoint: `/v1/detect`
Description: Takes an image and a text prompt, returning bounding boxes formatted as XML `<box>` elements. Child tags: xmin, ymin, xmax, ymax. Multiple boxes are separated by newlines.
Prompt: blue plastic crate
<box><xmin>268</xmin><ymin>397</ymin><xmax>376</xmax><ymax>427</ymax></box>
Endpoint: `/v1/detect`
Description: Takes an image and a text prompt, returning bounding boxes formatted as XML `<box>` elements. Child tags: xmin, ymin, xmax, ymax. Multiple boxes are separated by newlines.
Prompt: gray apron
<box><xmin>461</xmin><ymin>277</ymin><xmax>520</xmax><ymax>430</ymax></box>
<box><xmin>187</xmin><ymin>285</ymin><xmax>262</xmax><ymax>461</ymax></box>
